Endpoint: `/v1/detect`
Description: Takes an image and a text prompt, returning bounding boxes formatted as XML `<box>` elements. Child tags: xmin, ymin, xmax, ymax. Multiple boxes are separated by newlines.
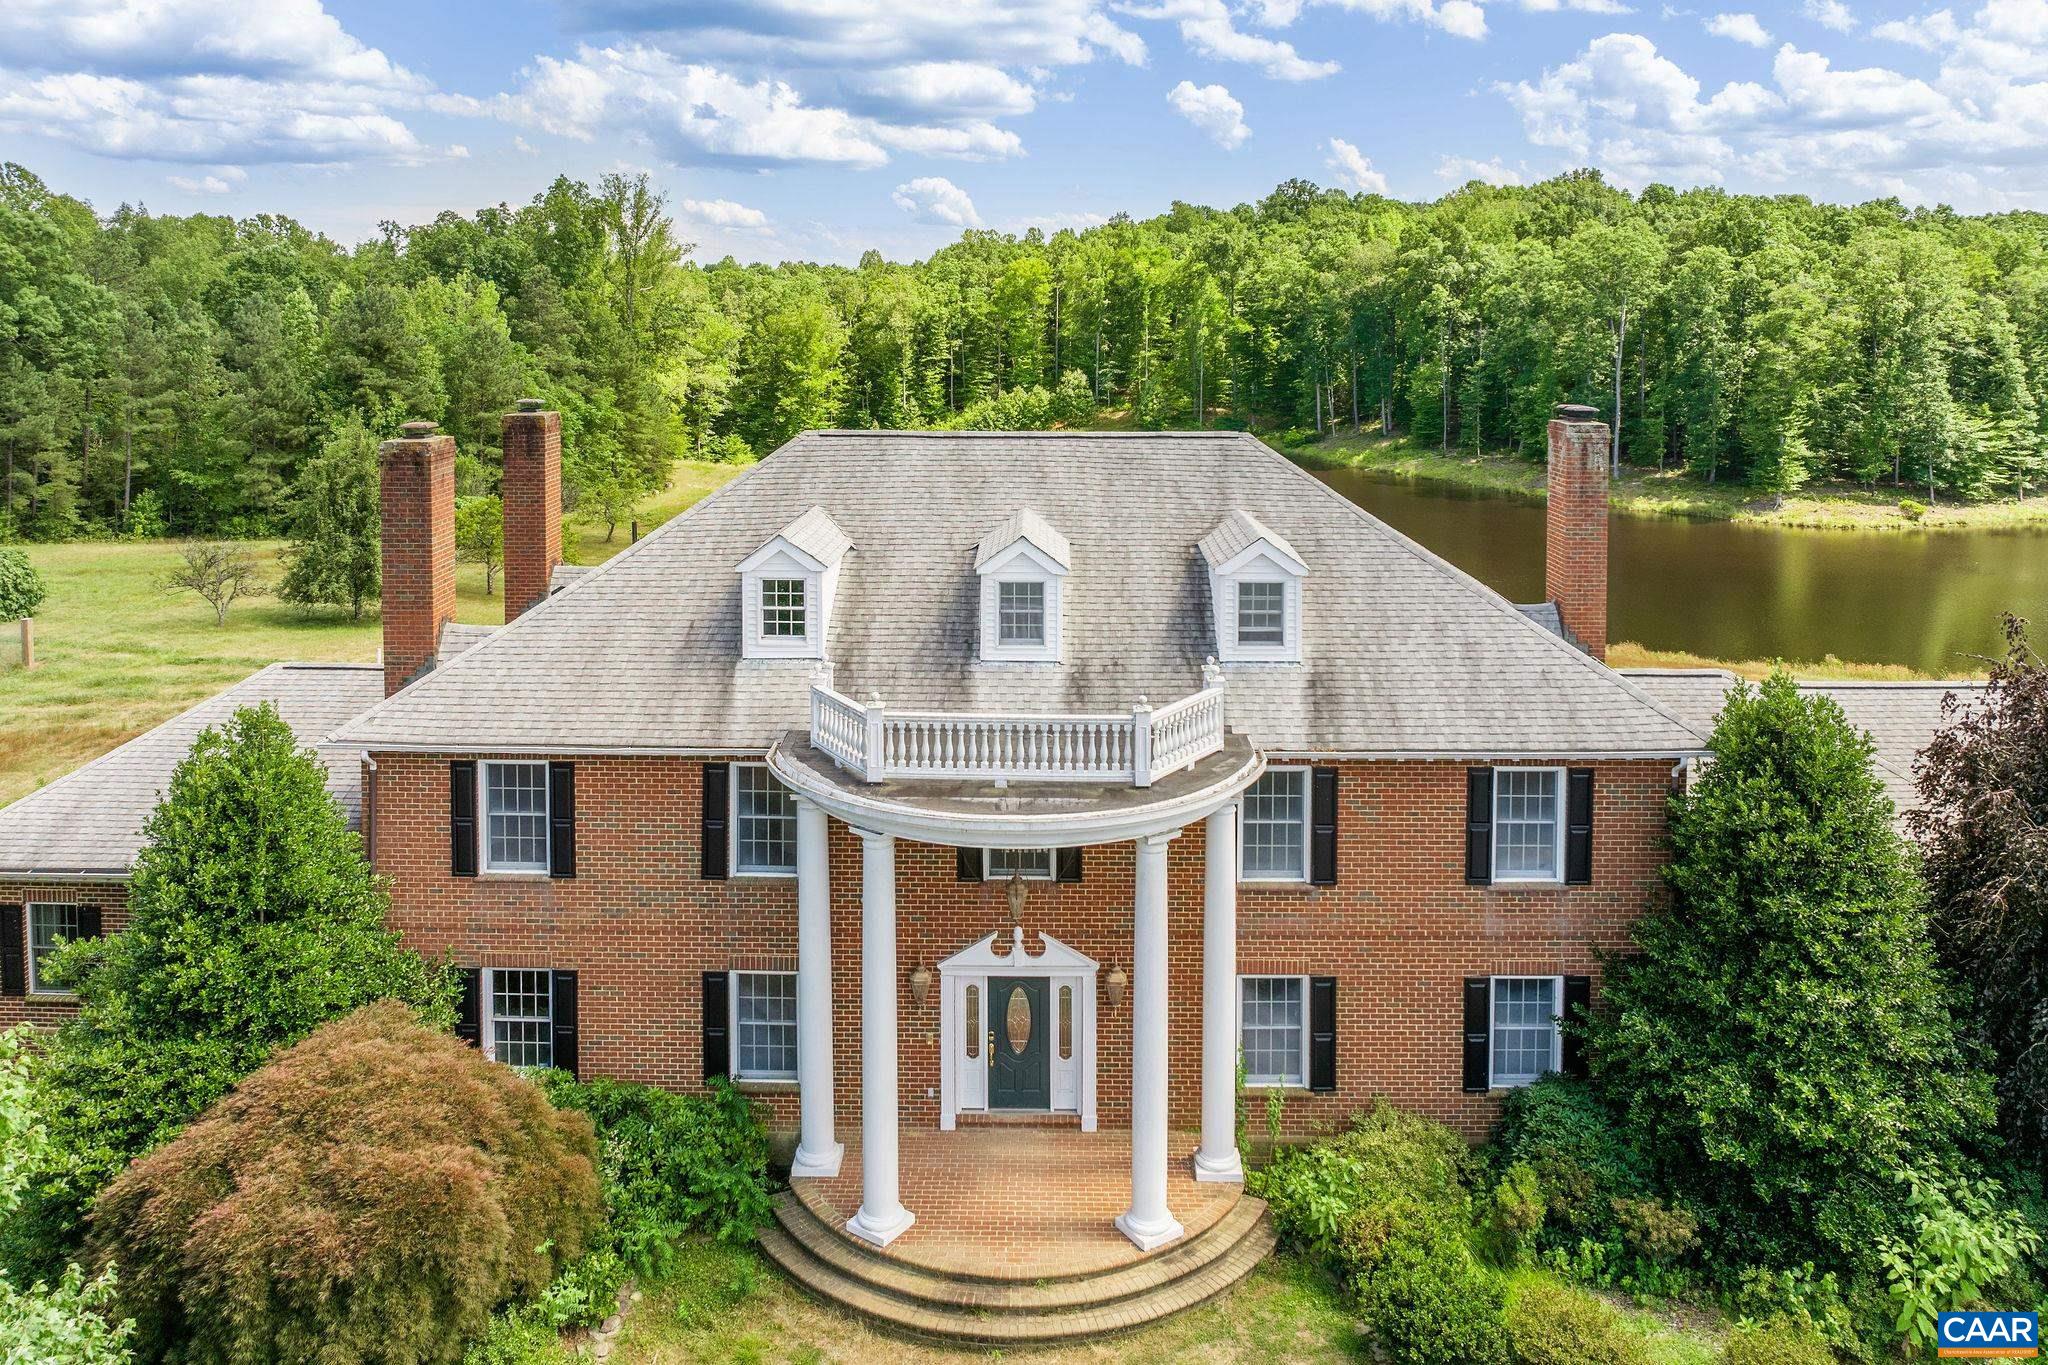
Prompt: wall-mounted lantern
<box><xmin>1105</xmin><ymin>963</ymin><xmax>1127</xmax><ymax>1009</ymax></box>
<box><xmin>909</xmin><ymin>962</ymin><xmax>932</xmax><ymax>1008</ymax></box>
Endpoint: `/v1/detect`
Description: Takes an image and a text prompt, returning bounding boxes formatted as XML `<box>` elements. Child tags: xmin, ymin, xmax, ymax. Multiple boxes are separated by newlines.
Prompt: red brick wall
<box><xmin>1545</xmin><ymin>414</ymin><xmax>1611</xmax><ymax>660</ymax></box>
<box><xmin>501</xmin><ymin>407</ymin><xmax>562</xmax><ymax>621</ymax></box>
<box><xmin>0</xmin><ymin>881</ymin><xmax>128</xmax><ymax>1028</ymax></box>
<box><xmin>371</xmin><ymin>753</ymin><xmax>1673</xmax><ymax>1141</ymax></box>
<box><xmin>379</xmin><ymin>430</ymin><xmax>457</xmax><ymax>696</ymax></box>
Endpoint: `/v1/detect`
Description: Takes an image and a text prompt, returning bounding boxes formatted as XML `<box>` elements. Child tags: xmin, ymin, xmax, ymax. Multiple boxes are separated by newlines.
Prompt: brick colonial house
<box><xmin>0</xmin><ymin>404</ymin><xmax>1981</xmax><ymax>1335</ymax></box>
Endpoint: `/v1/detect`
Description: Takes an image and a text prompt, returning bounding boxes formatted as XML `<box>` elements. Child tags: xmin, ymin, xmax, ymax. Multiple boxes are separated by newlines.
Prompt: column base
<box><xmin>847</xmin><ymin>1204</ymin><xmax>916</xmax><ymax>1248</ymax></box>
<box><xmin>790</xmin><ymin>1141</ymin><xmax>844</xmax><ymax>1181</ymax></box>
<box><xmin>1190</xmin><ymin>1147</ymin><xmax>1245</xmax><ymax>1184</ymax></box>
<box><xmin>1115</xmin><ymin>1209</ymin><xmax>1186</xmax><ymax>1252</ymax></box>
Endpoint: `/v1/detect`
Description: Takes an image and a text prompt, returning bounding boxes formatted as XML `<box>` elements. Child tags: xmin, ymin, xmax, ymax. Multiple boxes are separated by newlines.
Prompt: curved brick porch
<box><xmin>790</xmin><ymin>1128</ymin><xmax>1240</xmax><ymax>1281</ymax></box>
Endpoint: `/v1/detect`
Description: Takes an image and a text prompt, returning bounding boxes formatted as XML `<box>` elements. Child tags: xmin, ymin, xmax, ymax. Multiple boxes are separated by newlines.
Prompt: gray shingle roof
<box><xmin>766</xmin><ymin>505</ymin><xmax>852</xmax><ymax>567</ymax></box>
<box><xmin>0</xmin><ymin>663</ymin><xmax>382</xmax><ymax>877</ymax></box>
<box><xmin>1197</xmin><ymin>508</ymin><xmax>1302</xmax><ymax>572</ymax></box>
<box><xmin>974</xmin><ymin>508</ymin><xmax>1071</xmax><ymax>572</ymax></box>
<box><xmin>1515</xmin><ymin>602</ymin><xmax>1564</xmax><ymax>638</ymax></box>
<box><xmin>439</xmin><ymin>622</ymin><xmax>497</xmax><ymax>661</ymax></box>
<box><xmin>331</xmin><ymin>432</ymin><xmax>1707</xmax><ymax>760</ymax></box>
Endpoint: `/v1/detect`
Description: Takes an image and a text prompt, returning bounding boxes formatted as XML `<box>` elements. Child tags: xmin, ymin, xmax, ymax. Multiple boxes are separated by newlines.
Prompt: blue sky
<box><xmin>2</xmin><ymin>0</ymin><xmax>2043</xmax><ymax>263</ymax></box>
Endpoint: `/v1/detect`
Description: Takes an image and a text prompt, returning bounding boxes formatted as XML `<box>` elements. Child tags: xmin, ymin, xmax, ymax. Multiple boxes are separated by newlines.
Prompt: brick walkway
<box><xmin>792</xmin><ymin>1128</ymin><xmax>1242</xmax><ymax>1280</ymax></box>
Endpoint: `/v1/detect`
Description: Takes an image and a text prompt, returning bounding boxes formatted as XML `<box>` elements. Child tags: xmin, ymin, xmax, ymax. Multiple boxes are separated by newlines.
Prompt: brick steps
<box><xmin>758</xmin><ymin>1189</ymin><xmax>1276</xmax><ymax>1346</ymax></box>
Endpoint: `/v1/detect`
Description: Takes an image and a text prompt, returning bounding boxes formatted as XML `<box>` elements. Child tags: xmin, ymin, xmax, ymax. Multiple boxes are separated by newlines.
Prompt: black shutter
<box><xmin>450</xmin><ymin>760</ymin><xmax>478</xmax><ymax>878</ymax></box>
<box><xmin>1561</xmin><ymin>975</ymin><xmax>1592</xmax><ymax>1079</ymax></box>
<box><xmin>1462</xmin><ymin>977</ymin><xmax>1491</xmax><ymax>1093</ymax></box>
<box><xmin>956</xmin><ymin>846</ymin><xmax>984</xmax><ymax>881</ymax></box>
<box><xmin>1308</xmin><ymin>976</ymin><xmax>1337</xmax><ymax>1092</ymax></box>
<box><xmin>700</xmin><ymin>763</ymin><xmax>729</xmax><ymax>881</ymax></box>
<box><xmin>551</xmin><ymin>970</ymin><xmax>579</xmax><ymax>1078</ymax></box>
<box><xmin>453</xmin><ymin>967</ymin><xmax>481</xmax><ymax>1048</ymax></box>
<box><xmin>1055</xmin><ymin>847</ymin><xmax>1083</xmax><ymax>883</ymax></box>
<box><xmin>0</xmin><ymin>905</ymin><xmax>22</xmax><ymax>997</ymax></box>
<box><xmin>1465</xmin><ymin>768</ymin><xmax>1493</xmax><ymax>885</ymax></box>
<box><xmin>1310</xmin><ymin>767</ymin><xmax>1339</xmax><ymax>885</ymax></box>
<box><xmin>548</xmin><ymin>762</ymin><xmax>577</xmax><ymax>878</ymax></box>
<box><xmin>76</xmin><ymin>905</ymin><xmax>103</xmax><ymax>940</ymax></box>
<box><xmin>702</xmin><ymin>971</ymin><xmax>730</xmax><ymax>1080</ymax></box>
<box><xmin>1565</xmin><ymin>769</ymin><xmax>1594</xmax><ymax>885</ymax></box>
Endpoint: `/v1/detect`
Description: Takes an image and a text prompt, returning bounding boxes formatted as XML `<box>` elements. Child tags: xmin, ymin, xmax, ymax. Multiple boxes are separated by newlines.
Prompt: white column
<box><xmin>846</xmin><ymin>828</ymin><xmax>914</xmax><ymax>1247</ymax></box>
<box><xmin>1117</xmin><ymin>829</ymin><xmax>1186</xmax><ymax>1251</ymax></box>
<box><xmin>1193</xmin><ymin>803</ymin><xmax>1244</xmax><ymax>1183</ymax></box>
<box><xmin>790</xmin><ymin>798</ymin><xmax>842</xmax><ymax>1179</ymax></box>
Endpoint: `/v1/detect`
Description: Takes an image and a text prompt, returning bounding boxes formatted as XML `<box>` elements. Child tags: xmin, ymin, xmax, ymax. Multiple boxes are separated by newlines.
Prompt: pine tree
<box><xmin>277</xmin><ymin>413</ymin><xmax>380</xmax><ymax>619</ymax></box>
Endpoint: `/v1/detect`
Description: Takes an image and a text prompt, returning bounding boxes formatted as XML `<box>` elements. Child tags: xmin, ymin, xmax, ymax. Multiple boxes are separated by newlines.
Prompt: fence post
<box><xmin>1132</xmin><ymin>696</ymin><xmax>1154</xmax><ymax>788</ymax></box>
<box><xmin>864</xmin><ymin>691</ymin><xmax>886</xmax><ymax>783</ymax></box>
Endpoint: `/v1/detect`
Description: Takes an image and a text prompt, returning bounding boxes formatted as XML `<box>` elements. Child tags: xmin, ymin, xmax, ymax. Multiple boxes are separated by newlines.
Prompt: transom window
<box><xmin>1240</xmin><ymin>768</ymin><xmax>1309</xmax><ymax>881</ymax></box>
<box><xmin>484</xmin><ymin>761</ymin><xmax>550</xmax><ymax>872</ymax></box>
<box><xmin>733</xmin><ymin>971</ymin><xmax>798</xmax><ymax>1080</ymax></box>
<box><xmin>490</xmin><ymin>968</ymin><xmax>555</xmax><ymax>1069</ymax></box>
<box><xmin>733</xmin><ymin>763</ymin><xmax>797</xmax><ymax>875</ymax></box>
<box><xmin>1236</xmin><ymin>581</ymin><xmax>1286</xmax><ymax>647</ymax></box>
<box><xmin>986</xmin><ymin>847</ymin><xmax>1054</xmax><ymax>880</ymax></box>
<box><xmin>1490</xmin><ymin>976</ymin><xmax>1561</xmax><ymax>1087</ymax></box>
<box><xmin>998</xmin><ymin>580</ymin><xmax>1046</xmax><ymax>646</ymax></box>
<box><xmin>28</xmin><ymin>903</ymin><xmax>83</xmax><ymax>995</ymax></box>
<box><xmin>760</xmin><ymin>578</ymin><xmax>807</xmax><ymax>638</ymax></box>
<box><xmin>1493</xmin><ymin>768</ymin><xmax>1563</xmax><ymax>883</ymax></box>
<box><xmin>1239</xmin><ymin>975</ymin><xmax>1306</xmax><ymax>1086</ymax></box>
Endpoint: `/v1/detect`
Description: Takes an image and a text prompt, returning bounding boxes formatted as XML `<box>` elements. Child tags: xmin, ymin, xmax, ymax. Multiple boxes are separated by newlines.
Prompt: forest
<box><xmin>2</xmin><ymin>159</ymin><xmax>2046</xmax><ymax>541</ymax></box>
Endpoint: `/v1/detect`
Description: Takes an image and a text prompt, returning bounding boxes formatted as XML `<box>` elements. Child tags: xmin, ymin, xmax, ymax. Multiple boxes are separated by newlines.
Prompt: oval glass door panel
<box><xmin>1005</xmin><ymin>985</ymin><xmax>1032</xmax><ymax>1055</ymax></box>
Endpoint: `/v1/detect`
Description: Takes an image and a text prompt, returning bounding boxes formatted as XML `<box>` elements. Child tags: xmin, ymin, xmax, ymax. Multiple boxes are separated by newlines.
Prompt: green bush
<box><xmin>538</xmin><ymin>1074</ymin><xmax>773</xmax><ymax>1274</ymax></box>
<box><xmin>1491</xmin><ymin>1077</ymin><xmax>1649</xmax><ymax>1248</ymax></box>
<box><xmin>1877</xmin><ymin>1169</ymin><xmax>2041</xmax><ymax>1354</ymax></box>
<box><xmin>90</xmin><ymin>1002</ymin><xmax>601</xmax><ymax>1365</ymax></box>
<box><xmin>1505</xmin><ymin>1274</ymin><xmax>1649</xmax><ymax>1365</ymax></box>
<box><xmin>1253</xmin><ymin>1102</ymin><xmax>1474</xmax><ymax>1255</ymax></box>
<box><xmin>0</xmin><ymin>547</ymin><xmax>46</xmax><ymax>622</ymax></box>
<box><xmin>1358</xmin><ymin>1221</ymin><xmax>1510</xmax><ymax>1364</ymax></box>
<box><xmin>1721</xmin><ymin>1316</ymin><xmax>1838</xmax><ymax>1365</ymax></box>
<box><xmin>1488</xmin><ymin>1161</ymin><xmax>1546</xmax><ymax>1261</ymax></box>
<box><xmin>0</xmin><ymin>1262</ymin><xmax>134</xmax><ymax>1364</ymax></box>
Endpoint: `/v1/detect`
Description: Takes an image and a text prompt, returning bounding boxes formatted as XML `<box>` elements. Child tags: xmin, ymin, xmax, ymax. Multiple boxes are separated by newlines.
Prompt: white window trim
<box><xmin>729</xmin><ymin>761</ymin><xmax>798</xmax><ymax>879</ymax></box>
<box><xmin>977</xmin><ymin>540</ymin><xmax>1065</xmax><ymax>665</ymax></box>
<box><xmin>1232</xmin><ymin>578</ymin><xmax>1295</xmax><ymax>658</ymax></box>
<box><xmin>1237</xmin><ymin>766</ymin><xmax>1312</xmax><ymax>884</ymax></box>
<box><xmin>1490</xmin><ymin>766</ymin><xmax>1567</xmax><ymax>886</ymax></box>
<box><xmin>25</xmin><ymin>901</ymin><xmax>80</xmax><ymax>997</ymax></box>
<box><xmin>1236</xmin><ymin>973</ymin><xmax>1310</xmax><ymax>1089</ymax></box>
<box><xmin>736</xmin><ymin>539</ymin><xmax>836</xmax><ymax>662</ymax></box>
<box><xmin>982</xmin><ymin>847</ymin><xmax>1056</xmax><ymax>880</ymax></box>
<box><xmin>479</xmin><ymin>759</ymin><xmax>551</xmax><ymax>876</ymax></box>
<box><xmin>729</xmin><ymin>969</ymin><xmax>800</xmax><ymax>1083</ymax></box>
<box><xmin>480</xmin><ymin>965</ymin><xmax>555</xmax><ymax>1068</ymax></box>
<box><xmin>1210</xmin><ymin>543</ymin><xmax>1306</xmax><ymax>665</ymax></box>
<box><xmin>1487</xmin><ymin>974</ymin><xmax>1564</xmax><ymax>1090</ymax></box>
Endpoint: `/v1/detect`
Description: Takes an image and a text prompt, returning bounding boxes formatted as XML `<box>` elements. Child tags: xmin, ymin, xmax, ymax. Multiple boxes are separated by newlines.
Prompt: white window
<box><xmin>975</xmin><ymin>514</ymin><xmax>1067</xmax><ymax>664</ymax></box>
<box><xmin>27</xmin><ymin>903</ymin><xmax>83</xmax><ymax>995</ymax></box>
<box><xmin>1238</xmin><ymin>975</ymin><xmax>1307</xmax><ymax>1087</ymax></box>
<box><xmin>483</xmin><ymin>761</ymin><xmax>550</xmax><ymax>873</ymax></box>
<box><xmin>760</xmin><ymin>578</ymin><xmax>807</xmax><ymax>640</ymax></box>
<box><xmin>1236</xmin><ymin>581</ymin><xmax>1287</xmax><ymax>648</ymax></box>
<box><xmin>487</xmin><ymin>968</ymin><xmax>555</xmax><ymax>1069</ymax></box>
<box><xmin>1239</xmin><ymin>768</ymin><xmax>1309</xmax><ymax>882</ymax></box>
<box><xmin>1202</xmin><ymin>511</ymin><xmax>1306</xmax><ymax>664</ymax></box>
<box><xmin>998</xmin><ymin>580</ymin><xmax>1046</xmax><ymax>646</ymax></box>
<box><xmin>1490</xmin><ymin>976</ymin><xmax>1562</xmax><ymax>1088</ymax></box>
<box><xmin>985</xmin><ymin>847</ymin><xmax>1054</xmax><ymax>880</ymax></box>
<box><xmin>736</xmin><ymin>510</ymin><xmax>846</xmax><ymax>662</ymax></box>
<box><xmin>732</xmin><ymin>971</ymin><xmax>798</xmax><ymax>1081</ymax></box>
<box><xmin>732</xmin><ymin>763</ymin><xmax>797</xmax><ymax>876</ymax></box>
<box><xmin>1493</xmin><ymin>768</ymin><xmax>1564</xmax><ymax>883</ymax></box>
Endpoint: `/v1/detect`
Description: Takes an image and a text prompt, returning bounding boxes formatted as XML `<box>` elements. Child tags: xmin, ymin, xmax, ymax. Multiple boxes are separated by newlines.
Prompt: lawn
<box><xmin>1607</xmin><ymin>640</ymin><xmax>1980</xmax><ymax>682</ymax></box>
<box><xmin>0</xmin><ymin>459</ymin><xmax>742</xmax><ymax>806</ymax></box>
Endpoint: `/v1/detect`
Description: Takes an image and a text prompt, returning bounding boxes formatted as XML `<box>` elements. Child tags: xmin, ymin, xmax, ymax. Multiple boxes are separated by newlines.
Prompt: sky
<box><xmin>1</xmin><ymin>0</ymin><xmax>2045</xmax><ymax>265</ymax></box>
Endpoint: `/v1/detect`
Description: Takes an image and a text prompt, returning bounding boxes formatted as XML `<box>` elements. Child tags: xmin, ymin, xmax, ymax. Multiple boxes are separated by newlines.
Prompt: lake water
<box><xmin>1314</xmin><ymin>468</ymin><xmax>2048</xmax><ymax>675</ymax></box>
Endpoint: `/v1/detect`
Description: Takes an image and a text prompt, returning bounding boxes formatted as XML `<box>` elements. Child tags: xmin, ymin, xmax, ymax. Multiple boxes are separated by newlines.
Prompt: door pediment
<box><xmin>938</xmin><ymin>926</ymin><xmax>1098</xmax><ymax>976</ymax></box>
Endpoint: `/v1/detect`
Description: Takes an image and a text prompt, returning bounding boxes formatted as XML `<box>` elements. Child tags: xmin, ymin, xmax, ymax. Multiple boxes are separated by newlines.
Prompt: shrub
<box><xmin>1254</xmin><ymin>1102</ymin><xmax>1474</xmax><ymax>1255</ymax></box>
<box><xmin>1613</xmin><ymin>1195</ymin><xmax>1699</xmax><ymax>1265</ymax></box>
<box><xmin>538</xmin><ymin>1073</ymin><xmax>773</xmax><ymax>1273</ymax></box>
<box><xmin>0</xmin><ymin>547</ymin><xmax>46</xmax><ymax>622</ymax></box>
<box><xmin>1721</xmin><ymin>1316</ymin><xmax>1838</xmax><ymax>1365</ymax></box>
<box><xmin>1877</xmin><ymin>1168</ymin><xmax>2041</xmax><ymax>1354</ymax></box>
<box><xmin>90</xmin><ymin>1003</ymin><xmax>601</xmax><ymax>1364</ymax></box>
<box><xmin>1488</xmin><ymin>1161</ymin><xmax>1546</xmax><ymax>1261</ymax></box>
<box><xmin>1358</xmin><ymin>1221</ymin><xmax>1510</xmax><ymax>1364</ymax></box>
<box><xmin>1505</xmin><ymin>1275</ymin><xmax>1650</xmax><ymax>1365</ymax></box>
<box><xmin>1898</xmin><ymin>498</ymin><xmax>1928</xmax><ymax>520</ymax></box>
<box><xmin>0</xmin><ymin>1262</ymin><xmax>134</xmax><ymax>1364</ymax></box>
<box><xmin>1491</xmin><ymin>1077</ymin><xmax>1649</xmax><ymax>1247</ymax></box>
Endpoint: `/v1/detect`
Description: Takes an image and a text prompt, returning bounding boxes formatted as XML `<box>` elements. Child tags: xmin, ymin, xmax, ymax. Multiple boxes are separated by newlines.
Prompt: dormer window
<box><xmin>736</xmin><ymin>507</ymin><xmax>849</xmax><ymax>661</ymax></box>
<box><xmin>1200</xmin><ymin>510</ymin><xmax>1307</xmax><ymax>664</ymax></box>
<box><xmin>975</xmin><ymin>509</ymin><xmax>1069</xmax><ymax>664</ymax></box>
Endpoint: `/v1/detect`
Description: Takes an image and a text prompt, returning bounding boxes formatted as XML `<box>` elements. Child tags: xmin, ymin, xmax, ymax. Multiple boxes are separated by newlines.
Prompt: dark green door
<box><xmin>987</xmin><ymin>976</ymin><xmax>1051</xmax><ymax>1110</ymax></box>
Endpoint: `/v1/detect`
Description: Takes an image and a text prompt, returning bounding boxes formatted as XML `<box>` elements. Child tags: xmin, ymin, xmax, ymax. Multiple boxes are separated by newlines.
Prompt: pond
<box><xmin>1314</xmin><ymin>468</ymin><xmax>2048</xmax><ymax>675</ymax></box>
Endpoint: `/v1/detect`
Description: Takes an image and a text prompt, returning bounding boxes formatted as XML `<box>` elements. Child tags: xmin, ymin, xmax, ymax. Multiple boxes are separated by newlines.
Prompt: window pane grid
<box><xmin>486</xmin><ymin>763</ymin><xmax>549</xmax><ymax>871</ymax></box>
<box><xmin>987</xmin><ymin>847</ymin><xmax>1053</xmax><ymax>879</ymax></box>
<box><xmin>1492</xmin><ymin>977</ymin><xmax>1558</xmax><ymax>1085</ymax></box>
<box><xmin>761</xmin><ymin>578</ymin><xmax>807</xmax><ymax>637</ymax></box>
<box><xmin>1237</xmin><ymin>581</ymin><xmax>1285</xmax><ymax>646</ymax></box>
<box><xmin>29</xmin><ymin>904</ymin><xmax>83</xmax><ymax>991</ymax></box>
<box><xmin>1494</xmin><ymin>769</ymin><xmax>1561</xmax><ymax>880</ymax></box>
<box><xmin>735</xmin><ymin>765</ymin><xmax>797</xmax><ymax>873</ymax></box>
<box><xmin>492</xmin><ymin>968</ymin><xmax>554</xmax><ymax>1069</ymax></box>
<box><xmin>998</xmin><ymin>580</ymin><xmax>1046</xmax><ymax>645</ymax></box>
<box><xmin>1239</xmin><ymin>977</ymin><xmax>1304</xmax><ymax>1085</ymax></box>
<box><xmin>1241</xmin><ymin>770</ymin><xmax>1307</xmax><ymax>878</ymax></box>
<box><xmin>736</xmin><ymin>972</ymin><xmax>797</xmax><ymax>1079</ymax></box>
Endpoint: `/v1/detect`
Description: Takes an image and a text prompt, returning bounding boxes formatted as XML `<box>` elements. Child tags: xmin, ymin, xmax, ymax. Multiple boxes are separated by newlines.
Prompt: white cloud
<box><xmin>167</xmin><ymin>165</ymin><xmax>248</xmax><ymax>193</ymax></box>
<box><xmin>1436</xmin><ymin>153</ymin><xmax>1523</xmax><ymax>184</ymax></box>
<box><xmin>891</xmin><ymin>175</ymin><xmax>982</xmax><ymax>226</ymax></box>
<box><xmin>1325</xmin><ymin>136</ymin><xmax>1388</xmax><ymax>191</ymax></box>
<box><xmin>1119</xmin><ymin>0</ymin><xmax>1338</xmax><ymax>78</ymax></box>
<box><xmin>1166</xmin><ymin>79</ymin><xmax>1251</xmax><ymax>147</ymax></box>
<box><xmin>1705</xmin><ymin>13</ymin><xmax>1772</xmax><ymax>46</ymax></box>
<box><xmin>857</xmin><ymin>62</ymin><xmax>1038</xmax><ymax>117</ymax></box>
<box><xmin>512</xmin><ymin>135</ymin><xmax>538</xmax><ymax>155</ymax></box>
<box><xmin>680</xmin><ymin>197</ymin><xmax>772</xmax><ymax>230</ymax></box>
<box><xmin>1803</xmin><ymin>0</ymin><xmax>1856</xmax><ymax>31</ymax></box>
<box><xmin>1872</xmin><ymin>10</ymin><xmax>1962</xmax><ymax>50</ymax></box>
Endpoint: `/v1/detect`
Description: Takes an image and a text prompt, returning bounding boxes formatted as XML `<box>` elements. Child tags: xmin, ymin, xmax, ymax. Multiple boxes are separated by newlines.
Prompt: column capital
<box><xmin>1136</xmin><ymin>828</ymin><xmax>1181</xmax><ymax>851</ymax></box>
<box><xmin>852</xmin><ymin>825</ymin><xmax>895</xmax><ymax>847</ymax></box>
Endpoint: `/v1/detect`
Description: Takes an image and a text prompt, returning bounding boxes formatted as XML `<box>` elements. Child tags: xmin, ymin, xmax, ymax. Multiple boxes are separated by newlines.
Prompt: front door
<box><xmin>987</xmin><ymin>976</ymin><xmax>1051</xmax><ymax>1110</ymax></box>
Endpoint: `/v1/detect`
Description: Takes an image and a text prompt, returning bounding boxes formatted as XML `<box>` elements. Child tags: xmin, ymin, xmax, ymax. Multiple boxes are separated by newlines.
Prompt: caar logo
<box><xmin>1938</xmin><ymin>1312</ymin><xmax>2039</xmax><ymax>1358</ymax></box>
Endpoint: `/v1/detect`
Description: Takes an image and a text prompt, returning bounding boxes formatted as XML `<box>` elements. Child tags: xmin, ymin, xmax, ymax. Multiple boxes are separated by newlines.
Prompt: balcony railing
<box><xmin>810</xmin><ymin>677</ymin><xmax>1228</xmax><ymax>788</ymax></box>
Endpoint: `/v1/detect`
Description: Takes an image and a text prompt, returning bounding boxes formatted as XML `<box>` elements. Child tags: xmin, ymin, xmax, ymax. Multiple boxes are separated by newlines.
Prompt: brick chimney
<box><xmin>501</xmin><ymin>398</ymin><xmax>562</xmax><ymax>620</ymax></box>
<box><xmin>1545</xmin><ymin>403</ymin><xmax>1610</xmax><ymax>660</ymax></box>
<box><xmin>380</xmin><ymin>420</ymin><xmax>457</xmax><ymax>696</ymax></box>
